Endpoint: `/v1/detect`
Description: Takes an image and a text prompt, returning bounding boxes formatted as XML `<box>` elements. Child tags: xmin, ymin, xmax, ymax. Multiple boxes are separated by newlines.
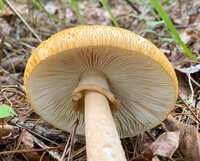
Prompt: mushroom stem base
<box><xmin>85</xmin><ymin>90</ymin><xmax>126</xmax><ymax>161</ymax></box>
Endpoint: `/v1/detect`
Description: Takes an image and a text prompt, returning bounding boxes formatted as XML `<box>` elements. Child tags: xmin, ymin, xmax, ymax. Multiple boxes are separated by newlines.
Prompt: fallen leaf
<box><xmin>0</xmin><ymin>8</ymin><xmax>17</xmax><ymax>26</ymax></box>
<box><xmin>164</xmin><ymin>115</ymin><xmax>200</xmax><ymax>161</ymax></box>
<box><xmin>18</xmin><ymin>130</ymin><xmax>34</xmax><ymax>149</ymax></box>
<box><xmin>179</xmin><ymin>29</ymin><xmax>198</xmax><ymax>45</ymax></box>
<box><xmin>175</xmin><ymin>71</ymin><xmax>191</xmax><ymax>99</ymax></box>
<box><xmin>133</xmin><ymin>131</ymin><xmax>180</xmax><ymax>161</ymax></box>
<box><xmin>149</xmin><ymin>131</ymin><xmax>180</xmax><ymax>157</ymax></box>
<box><xmin>17</xmin><ymin>130</ymin><xmax>40</xmax><ymax>161</ymax></box>
<box><xmin>191</xmin><ymin>39</ymin><xmax>200</xmax><ymax>56</ymax></box>
<box><xmin>175</xmin><ymin>64</ymin><xmax>200</xmax><ymax>74</ymax></box>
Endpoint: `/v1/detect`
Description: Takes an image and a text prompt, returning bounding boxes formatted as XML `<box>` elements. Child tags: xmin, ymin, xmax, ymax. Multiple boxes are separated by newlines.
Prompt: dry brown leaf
<box><xmin>0</xmin><ymin>8</ymin><xmax>17</xmax><ymax>26</ymax></box>
<box><xmin>180</xmin><ymin>29</ymin><xmax>198</xmax><ymax>45</ymax></box>
<box><xmin>175</xmin><ymin>71</ymin><xmax>191</xmax><ymax>99</ymax></box>
<box><xmin>133</xmin><ymin>131</ymin><xmax>180</xmax><ymax>161</ymax></box>
<box><xmin>164</xmin><ymin>115</ymin><xmax>200</xmax><ymax>161</ymax></box>
<box><xmin>19</xmin><ymin>130</ymin><xmax>34</xmax><ymax>149</ymax></box>
<box><xmin>149</xmin><ymin>131</ymin><xmax>180</xmax><ymax>158</ymax></box>
<box><xmin>17</xmin><ymin>130</ymin><xmax>40</xmax><ymax>161</ymax></box>
<box><xmin>191</xmin><ymin>39</ymin><xmax>200</xmax><ymax>56</ymax></box>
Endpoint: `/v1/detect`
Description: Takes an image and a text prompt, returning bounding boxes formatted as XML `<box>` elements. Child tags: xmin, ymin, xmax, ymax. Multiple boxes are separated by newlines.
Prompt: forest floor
<box><xmin>0</xmin><ymin>0</ymin><xmax>200</xmax><ymax>161</ymax></box>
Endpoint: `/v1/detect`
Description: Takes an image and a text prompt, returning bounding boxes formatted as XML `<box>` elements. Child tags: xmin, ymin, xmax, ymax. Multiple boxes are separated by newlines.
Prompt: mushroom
<box><xmin>0</xmin><ymin>105</ymin><xmax>16</xmax><ymax>139</ymax></box>
<box><xmin>24</xmin><ymin>25</ymin><xmax>178</xmax><ymax>161</ymax></box>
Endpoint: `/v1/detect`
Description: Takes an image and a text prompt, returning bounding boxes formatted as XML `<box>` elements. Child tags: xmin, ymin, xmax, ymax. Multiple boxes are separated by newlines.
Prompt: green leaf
<box><xmin>150</xmin><ymin>0</ymin><xmax>196</xmax><ymax>60</ymax></box>
<box><xmin>176</xmin><ymin>96</ymin><xmax>191</xmax><ymax>104</ymax></box>
<box><xmin>100</xmin><ymin>0</ymin><xmax>119</xmax><ymax>27</ymax></box>
<box><xmin>159</xmin><ymin>37</ymin><xmax>176</xmax><ymax>42</ymax></box>
<box><xmin>141</xmin><ymin>29</ymin><xmax>157</xmax><ymax>34</ymax></box>
<box><xmin>0</xmin><ymin>105</ymin><xmax>16</xmax><ymax>118</ymax></box>
<box><xmin>78</xmin><ymin>3</ymin><xmax>86</xmax><ymax>10</ymax></box>
<box><xmin>146</xmin><ymin>20</ymin><xmax>164</xmax><ymax>28</ymax></box>
<box><xmin>127</xmin><ymin>14</ymin><xmax>146</xmax><ymax>21</ymax></box>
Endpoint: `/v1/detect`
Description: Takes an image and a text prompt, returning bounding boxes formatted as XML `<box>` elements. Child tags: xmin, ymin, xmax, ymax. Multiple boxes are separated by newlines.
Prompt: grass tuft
<box><xmin>0</xmin><ymin>0</ymin><xmax>4</xmax><ymax>11</ymax></box>
<box><xmin>150</xmin><ymin>0</ymin><xmax>196</xmax><ymax>60</ymax></box>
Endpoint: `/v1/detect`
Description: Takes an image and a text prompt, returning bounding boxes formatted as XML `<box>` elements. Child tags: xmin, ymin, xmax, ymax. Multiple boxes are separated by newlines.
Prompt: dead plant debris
<box><xmin>0</xmin><ymin>0</ymin><xmax>200</xmax><ymax>161</ymax></box>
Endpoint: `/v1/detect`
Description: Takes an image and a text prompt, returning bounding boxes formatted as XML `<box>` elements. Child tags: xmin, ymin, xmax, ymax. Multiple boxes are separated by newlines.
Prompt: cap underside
<box><xmin>27</xmin><ymin>46</ymin><xmax>176</xmax><ymax>138</ymax></box>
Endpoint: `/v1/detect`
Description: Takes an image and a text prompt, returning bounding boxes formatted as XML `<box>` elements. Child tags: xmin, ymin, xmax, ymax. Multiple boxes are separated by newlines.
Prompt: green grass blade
<box><xmin>100</xmin><ymin>0</ymin><xmax>119</xmax><ymax>27</ymax></box>
<box><xmin>140</xmin><ymin>0</ymin><xmax>173</xmax><ymax>39</ymax></box>
<box><xmin>141</xmin><ymin>29</ymin><xmax>156</xmax><ymax>34</ymax></box>
<box><xmin>159</xmin><ymin>37</ymin><xmax>176</xmax><ymax>42</ymax></box>
<box><xmin>146</xmin><ymin>20</ymin><xmax>164</xmax><ymax>28</ymax></box>
<box><xmin>0</xmin><ymin>0</ymin><xmax>4</xmax><ymax>10</ymax></box>
<box><xmin>128</xmin><ymin>14</ymin><xmax>146</xmax><ymax>21</ymax></box>
<box><xmin>32</xmin><ymin>0</ymin><xmax>56</xmax><ymax>20</ymax></box>
<box><xmin>150</xmin><ymin>0</ymin><xmax>196</xmax><ymax>60</ymax></box>
<box><xmin>140</xmin><ymin>0</ymin><xmax>160</xmax><ymax>20</ymax></box>
<box><xmin>32</xmin><ymin>0</ymin><xmax>43</xmax><ymax>11</ymax></box>
<box><xmin>71</xmin><ymin>0</ymin><xmax>86</xmax><ymax>25</ymax></box>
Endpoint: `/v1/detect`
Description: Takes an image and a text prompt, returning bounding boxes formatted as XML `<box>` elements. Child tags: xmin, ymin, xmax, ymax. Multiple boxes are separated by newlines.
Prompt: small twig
<box><xmin>0</xmin><ymin>36</ymin><xmax>5</xmax><ymax>67</ymax></box>
<box><xmin>0</xmin><ymin>89</ymin><xmax>16</xmax><ymax>116</ymax></box>
<box><xmin>190</xmin><ymin>76</ymin><xmax>200</xmax><ymax>88</ymax></box>
<box><xmin>133</xmin><ymin>136</ymin><xmax>139</xmax><ymax>158</ymax></box>
<box><xmin>1</xmin><ymin>68</ymin><xmax>23</xmax><ymax>85</ymax></box>
<box><xmin>3</xmin><ymin>49</ymin><xmax>16</xmax><ymax>73</ymax></box>
<box><xmin>0</xmin><ymin>93</ymin><xmax>15</xmax><ymax>103</ymax></box>
<box><xmin>33</xmin><ymin>134</ymin><xmax>61</xmax><ymax>160</ymax></box>
<box><xmin>183</xmin><ymin>6</ymin><xmax>200</xmax><ymax>16</ymax></box>
<box><xmin>195</xmin><ymin>90</ymin><xmax>200</xmax><ymax>108</ymax></box>
<box><xmin>39</xmin><ymin>151</ymin><xmax>47</xmax><ymax>161</ymax></box>
<box><xmin>1</xmin><ymin>85</ymin><xmax>25</xmax><ymax>95</ymax></box>
<box><xmin>4</xmin><ymin>0</ymin><xmax>42</xmax><ymax>43</ymax></box>
<box><xmin>145</xmin><ymin>131</ymin><xmax>156</xmax><ymax>141</ymax></box>
<box><xmin>68</xmin><ymin>119</ymin><xmax>79</xmax><ymax>161</ymax></box>
<box><xmin>73</xmin><ymin>146</ymin><xmax>86</xmax><ymax>158</ymax></box>
<box><xmin>60</xmin><ymin>133</ymin><xmax>72</xmax><ymax>161</ymax></box>
<box><xmin>178</xmin><ymin>95</ymin><xmax>200</xmax><ymax>123</ymax></box>
<box><xmin>174</xmin><ymin>24</ymin><xmax>198</xmax><ymax>29</ymax></box>
<box><xmin>16</xmin><ymin>108</ymin><xmax>32</xmax><ymax>122</ymax></box>
<box><xmin>0</xmin><ymin>146</ymin><xmax>64</xmax><ymax>155</ymax></box>
<box><xmin>123</xmin><ymin>138</ymin><xmax>129</xmax><ymax>160</ymax></box>
<box><xmin>60</xmin><ymin>119</ymin><xmax>79</xmax><ymax>161</ymax></box>
<box><xmin>167</xmin><ymin>157</ymin><xmax>176</xmax><ymax>161</ymax></box>
<box><xmin>12</xmin><ymin>120</ymin><xmax>60</xmax><ymax>146</ymax></box>
<box><xmin>30</xmin><ymin>117</ymin><xmax>42</xmax><ymax>129</ymax></box>
<box><xmin>124</xmin><ymin>0</ymin><xmax>141</xmax><ymax>14</ymax></box>
<box><xmin>161</xmin><ymin>123</ymin><xmax>169</xmax><ymax>132</ymax></box>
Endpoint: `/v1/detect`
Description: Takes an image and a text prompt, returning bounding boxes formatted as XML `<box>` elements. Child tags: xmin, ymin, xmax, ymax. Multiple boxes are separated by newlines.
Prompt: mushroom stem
<box><xmin>84</xmin><ymin>90</ymin><xmax>127</xmax><ymax>161</ymax></box>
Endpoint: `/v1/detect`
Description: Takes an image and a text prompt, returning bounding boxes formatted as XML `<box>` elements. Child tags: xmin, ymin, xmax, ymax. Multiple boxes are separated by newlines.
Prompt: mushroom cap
<box><xmin>24</xmin><ymin>25</ymin><xmax>178</xmax><ymax>138</ymax></box>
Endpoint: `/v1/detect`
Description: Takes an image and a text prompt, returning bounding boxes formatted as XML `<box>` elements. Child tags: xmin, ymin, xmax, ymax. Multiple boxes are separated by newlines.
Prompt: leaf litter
<box><xmin>0</xmin><ymin>0</ymin><xmax>200</xmax><ymax>160</ymax></box>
